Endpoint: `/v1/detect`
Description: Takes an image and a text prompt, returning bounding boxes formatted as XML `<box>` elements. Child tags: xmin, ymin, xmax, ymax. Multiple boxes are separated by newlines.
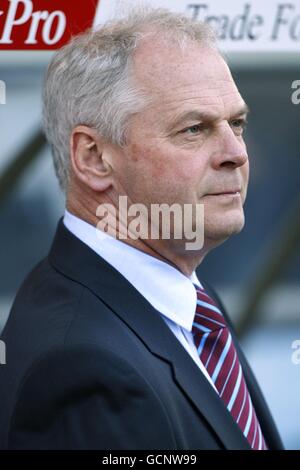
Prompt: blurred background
<box><xmin>0</xmin><ymin>0</ymin><xmax>300</xmax><ymax>449</ymax></box>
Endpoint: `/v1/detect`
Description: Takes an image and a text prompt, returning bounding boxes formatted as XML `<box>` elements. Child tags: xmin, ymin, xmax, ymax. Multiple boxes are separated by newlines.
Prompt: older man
<box><xmin>0</xmin><ymin>8</ymin><xmax>283</xmax><ymax>450</ymax></box>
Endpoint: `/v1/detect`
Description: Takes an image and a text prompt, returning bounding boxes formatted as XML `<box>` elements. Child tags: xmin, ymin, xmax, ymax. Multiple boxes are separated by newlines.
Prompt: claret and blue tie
<box><xmin>192</xmin><ymin>285</ymin><xmax>267</xmax><ymax>450</ymax></box>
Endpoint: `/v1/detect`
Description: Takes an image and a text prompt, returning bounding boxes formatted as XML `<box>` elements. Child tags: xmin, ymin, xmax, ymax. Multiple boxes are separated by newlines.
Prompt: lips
<box><xmin>207</xmin><ymin>189</ymin><xmax>241</xmax><ymax>196</ymax></box>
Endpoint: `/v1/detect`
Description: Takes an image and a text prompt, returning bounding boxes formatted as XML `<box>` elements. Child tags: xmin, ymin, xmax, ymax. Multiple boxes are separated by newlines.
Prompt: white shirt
<box><xmin>63</xmin><ymin>210</ymin><xmax>217</xmax><ymax>392</ymax></box>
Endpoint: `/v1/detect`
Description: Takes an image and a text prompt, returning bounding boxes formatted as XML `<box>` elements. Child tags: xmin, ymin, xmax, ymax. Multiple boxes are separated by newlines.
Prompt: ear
<box><xmin>70</xmin><ymin>125</ymin><xmax>113</xmax><ymax>192</ymax></box>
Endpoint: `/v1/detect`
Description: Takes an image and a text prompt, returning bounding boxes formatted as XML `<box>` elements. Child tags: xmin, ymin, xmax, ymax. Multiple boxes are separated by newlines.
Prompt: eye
<box><xmin>181</xmin><ymin>123</ymin><xmax>204</xmax><ymax>135</ymax></box>
<box><xmin>230</xmin><ymin>118</ymin><xmax>247</xmax><ymax>134</ymax></box>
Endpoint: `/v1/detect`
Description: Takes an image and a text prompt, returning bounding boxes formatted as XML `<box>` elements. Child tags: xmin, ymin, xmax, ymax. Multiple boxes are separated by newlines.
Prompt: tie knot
<box><xmin>192</xmin><ymin>285</ymin><xmax>226</xmax><ymax>336</ymax></box>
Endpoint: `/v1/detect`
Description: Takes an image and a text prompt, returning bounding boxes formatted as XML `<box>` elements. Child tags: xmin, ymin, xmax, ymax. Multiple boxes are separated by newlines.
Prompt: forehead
<box><xmin>132</xmin><ymin>37</ymin><xmax>244</xmax><ymax>119</ymax></box>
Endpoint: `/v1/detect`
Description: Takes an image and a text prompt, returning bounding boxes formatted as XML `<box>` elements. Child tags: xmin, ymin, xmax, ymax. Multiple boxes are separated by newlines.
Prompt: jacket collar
<box><xmin>63</xmin><ymin>209</ymin><xmax>200</xmax><ymax>333</ymax></box>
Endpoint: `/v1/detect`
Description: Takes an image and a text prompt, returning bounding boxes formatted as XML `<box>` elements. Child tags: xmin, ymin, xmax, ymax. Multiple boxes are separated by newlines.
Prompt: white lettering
<box><xmin>42</xmin><ymin>11</ymin><xmax>66</xmax><ymax>45</ymax></box>
<box><xmin>0</xmin><ymin>0</ymin><xmax>66</xmax><ymax>45</ymax></box>
<box><xmin>291</xmin><ymin>80</ymin><xmax>300</xmax><ymax>104</ymax></box>
<box><xmin>24</xmin><ymin>10</ymin><xmax>48</xmax><ymax>44</ymax></box>
<box><xmin>0</xmin><ymin>0</ymin><xmax>32</xmax><ymax>44</ymax></box>
<box><xmin>0</xmin><ymin>340</ymin><xmax>6</xmax><ymax>365</ymax></box>
<box><xmin>291</xmin><ymin>340</ymin><xmax>300</xmax><ymax>365</ymax></box>
<box><xmin>0</xmin><ymin>80</ymin><xmax>6</xmax><ymax>104</ymax></box>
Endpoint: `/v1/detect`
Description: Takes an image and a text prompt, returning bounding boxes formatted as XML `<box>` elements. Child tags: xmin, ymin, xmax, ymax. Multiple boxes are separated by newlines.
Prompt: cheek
<box><xmin>125</xmin><ymin>143</ymin><xmax>171</xmax><ymax>182</ymax></box>
<box><xmin>124</xmin><ymin>141</ymin><xmax>207</xmax><ymax>196</ymax></box>
<box><xmin>242</xmin><ymin>161</ymin><xmax>250</xmax><ymax>185</ymax></box>
<box><xmin>148</xmin><ymin>146</ymin><xmax>205</xmax><ymax>182</ymax></box>
<box><xmin>117</xmin><ymin>144</ymin><xmax>171</xmax><ymax>201</ymax></box>
<box><xmin>241</xmin><ymin>161</ymin><xmax>250</xmax><ymax>200</ymax></box>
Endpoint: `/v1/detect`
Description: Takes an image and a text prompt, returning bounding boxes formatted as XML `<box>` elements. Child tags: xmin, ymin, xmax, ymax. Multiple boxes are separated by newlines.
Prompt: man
<box><xmin>0</xmin><ymin>8</ymin><xmax>283</xmax><ymax>450</ymax></box>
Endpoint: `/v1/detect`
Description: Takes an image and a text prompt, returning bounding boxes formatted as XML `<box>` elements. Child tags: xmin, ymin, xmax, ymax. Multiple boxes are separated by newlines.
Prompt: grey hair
<box><xmin>42</xmin><ymin>6</ymin><xmax>217</xmax><ymax>193</ymax></box>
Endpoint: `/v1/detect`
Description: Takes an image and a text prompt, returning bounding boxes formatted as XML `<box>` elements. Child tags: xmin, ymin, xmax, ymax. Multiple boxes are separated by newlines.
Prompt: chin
<box><xmin>205</xmin><ymin>212</ymin><xmax>245</xmax><ymax>241</ymax></box>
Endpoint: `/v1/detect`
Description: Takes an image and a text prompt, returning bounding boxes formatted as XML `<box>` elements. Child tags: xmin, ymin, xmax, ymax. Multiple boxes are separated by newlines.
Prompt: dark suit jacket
<box><xmin>0</xmin><ymin>219</ymin><xmax>284</xmax><ymax>450</ymax></box>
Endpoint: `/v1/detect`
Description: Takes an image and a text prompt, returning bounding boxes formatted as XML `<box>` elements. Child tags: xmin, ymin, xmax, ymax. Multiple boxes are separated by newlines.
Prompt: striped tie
<box><xmin>192</xmin><ymin>285</ymin><xmax>267</xmax><ymax>450</ymax></box>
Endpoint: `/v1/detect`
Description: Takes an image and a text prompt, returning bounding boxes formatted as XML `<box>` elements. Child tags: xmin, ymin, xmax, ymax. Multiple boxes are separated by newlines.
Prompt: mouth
<box><xmin>205</xmin><ymin>189</ymin><xmax>241</xmax><ymax>197</ymax></box>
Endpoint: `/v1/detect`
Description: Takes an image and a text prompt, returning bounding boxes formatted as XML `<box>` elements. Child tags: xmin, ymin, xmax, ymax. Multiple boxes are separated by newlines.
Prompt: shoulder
<box><xmin>7</xmin><ymin>345</ymin><xmax>174</xmax><ymax>449</ymax></box>
<box><xmin>13</xmin><ymin>344</ymin><xmax>149</xmax><ymax>402</ymax></box>
<box><xmin>2</xmin><ymin>255</ymin><xmax>114</xmax><ymax>350</ymax></box>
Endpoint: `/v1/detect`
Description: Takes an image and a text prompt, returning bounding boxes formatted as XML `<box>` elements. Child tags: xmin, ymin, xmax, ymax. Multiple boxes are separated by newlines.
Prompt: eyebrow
<box><xmin>168</xmin><ymin>103</ymin><xmax>250</xmax><ymax>130</ymax></box>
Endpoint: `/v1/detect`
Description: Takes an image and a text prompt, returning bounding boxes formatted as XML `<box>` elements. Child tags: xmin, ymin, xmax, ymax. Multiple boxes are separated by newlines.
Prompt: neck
<box><xmin>66</xmin><ymin>195</ymin><xmax>212</xmax><ymax>278</ymax></box>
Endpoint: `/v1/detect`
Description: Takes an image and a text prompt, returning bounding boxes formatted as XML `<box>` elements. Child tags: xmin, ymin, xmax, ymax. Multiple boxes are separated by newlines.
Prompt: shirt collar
<box><xmin>63</xmin><ymin>210</ymin><xmax>202</xmax><ymax>332</ymax></box>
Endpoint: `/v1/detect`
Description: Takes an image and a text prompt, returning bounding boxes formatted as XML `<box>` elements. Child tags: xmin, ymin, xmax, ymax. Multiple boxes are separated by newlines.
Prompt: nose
<box><xmin>211</xmin><ymin>123</ymin><xmax>248</xmax><ymax>170</ymax></box>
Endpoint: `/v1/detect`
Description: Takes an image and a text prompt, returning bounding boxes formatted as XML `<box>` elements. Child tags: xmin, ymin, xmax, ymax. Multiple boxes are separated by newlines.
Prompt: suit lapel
<box><xmin>49</xmin><ymin>219</ymin><xmax>251</xmax><ymax>449</ymax></box>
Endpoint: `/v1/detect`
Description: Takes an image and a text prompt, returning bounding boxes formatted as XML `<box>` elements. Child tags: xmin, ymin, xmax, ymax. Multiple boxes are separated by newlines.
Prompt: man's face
<box><xmin>111</xmin><ymin>39</ymin><xmax>249</xmax><ymax>250</ymax></box>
